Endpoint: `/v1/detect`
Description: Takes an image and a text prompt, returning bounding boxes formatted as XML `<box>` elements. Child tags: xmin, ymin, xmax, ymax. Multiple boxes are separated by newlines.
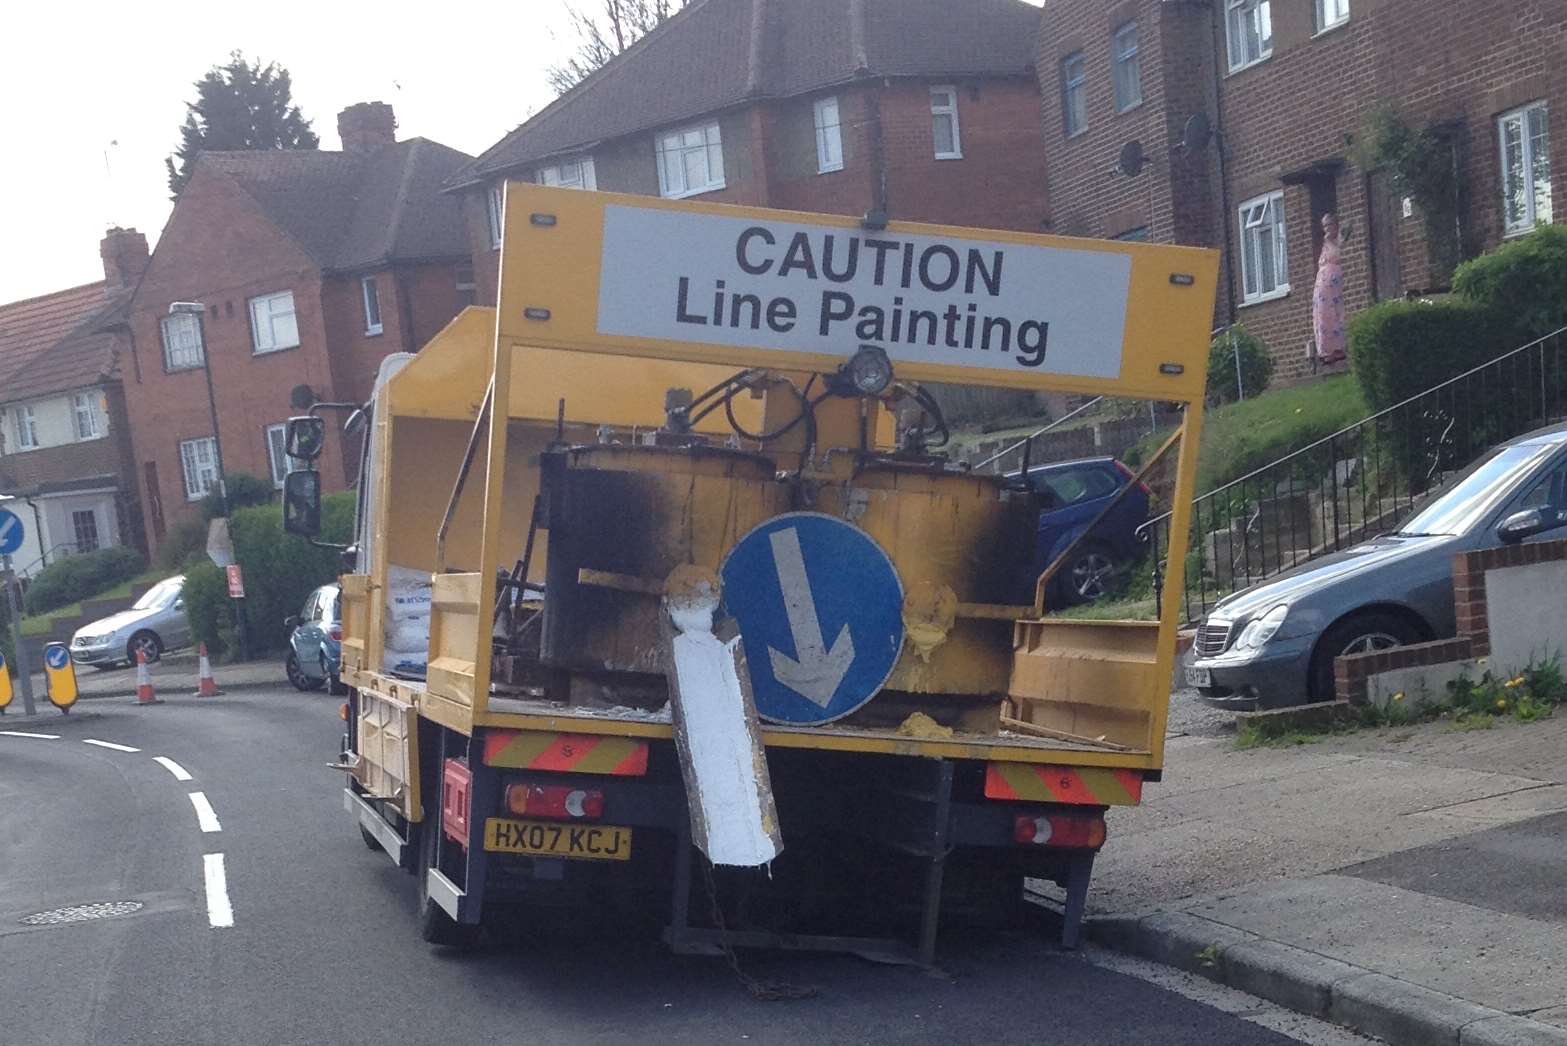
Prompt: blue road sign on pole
<box><xmin>720</xmin><ymin>512</ymin><xmax>904</xmax><ymax>725</ymax></box>
<box><xmin>0</xmin><ymin>509</ymin><xmax>23</xmax><ymax>556</ymax></box>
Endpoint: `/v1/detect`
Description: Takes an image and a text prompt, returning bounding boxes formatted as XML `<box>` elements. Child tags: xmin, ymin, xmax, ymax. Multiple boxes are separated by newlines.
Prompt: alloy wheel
<box><xmin>1071</xmin><ymin>552</ymin><xmax>1116</xmax><ymax>600</ymax></box>
<box><xmin>1339</xmin><ymin>631</ymin><xmax>1402</xmax><ymax>657</ymax></box>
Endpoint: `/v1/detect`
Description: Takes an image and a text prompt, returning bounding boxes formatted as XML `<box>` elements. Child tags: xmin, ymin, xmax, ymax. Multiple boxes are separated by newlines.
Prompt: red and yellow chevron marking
<box><xmin>984</xmin><ymin>763</ymin><xmax>1143</xmax><ymax>806</ymax></box>
<box><xmin>482</xmin><ymin>730</ymin><xmax>649</xmax><ymax>776</ymax></box>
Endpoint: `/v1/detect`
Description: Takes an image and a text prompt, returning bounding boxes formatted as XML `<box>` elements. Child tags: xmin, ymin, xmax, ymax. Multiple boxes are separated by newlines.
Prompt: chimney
<box><xmin>338</xmin><ymin>101</ymin><xmax>398</xmax><ymax>154</ymax></box>
<box><xmin>100</xmin><ymin>227</ymin><xmax>149</xmax><ymax>294</ymax></box>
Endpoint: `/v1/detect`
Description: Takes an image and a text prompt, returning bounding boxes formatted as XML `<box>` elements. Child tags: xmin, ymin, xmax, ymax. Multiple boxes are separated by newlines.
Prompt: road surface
<box><xmin>0</xmin><ymin>688</ymin><xmax>1365</xmax><ymax>1046</ymax></box>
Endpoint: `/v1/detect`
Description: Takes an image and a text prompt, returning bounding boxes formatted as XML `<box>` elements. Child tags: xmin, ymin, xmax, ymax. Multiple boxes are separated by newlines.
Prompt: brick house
<box><xmin>1037</xmin><ymin>0</ymin><xmax>1563</xmax><ymax>382</ymax></box>
<box><xmin>124</xmin><ymin>103</ymin><xmax>473</xmax><ymax>555</ymax></box>
<box><xmin>445</xmin><ymin>0</ymin><xmax>1051</xmax><ymax>308</ymax></box>
<box><xmin>0</xmin><ymin>229</ymin><xmax>149</xmax><ymax>576</ymax></box>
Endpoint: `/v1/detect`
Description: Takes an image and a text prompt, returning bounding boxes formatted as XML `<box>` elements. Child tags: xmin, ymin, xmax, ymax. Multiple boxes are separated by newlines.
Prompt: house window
<box><xmin>361</xmin><ymin>276</ymin><xmax>382</xmax><ymax>336</ymax></box>
<box><xmin>179</xmin><ymin>437</ymin><xmax>220</xmax><ymax>501</ymax></box>
<box><xmin>1225</xmin><ymin>0</ymin><xmax>1272</xmax><ymax>72</ymax></box>
<box><xmin>813</xmin><ymin>96</ymin><xmax>844</xmax><ymax>173</ymax></box>
<box><xmin>72</xmin><ymin>391</ymin><xmax>101</xmax><ymax>440</ymax></box>
<box><xmin>71</xmin><ymin>509</ymin><xmax>100</xmax><ymax>553</ymax></box>
<box><xmin>1238</xmin><ymin>190</ymin><xmax>1289</xmax><ymax>303</ymax></box>
<box><xmin>160</xmin><ymin>311</ymin><xmax>205</xmax><ymax>371</ymax></box>
<box><xmin>1113</xmin><ymin>24</ymin><xmax>1142</xmax><ymax>112</ymax></box>
<box><xmin>930</xmin><ymin>86</ymin><xmax>962</xmax><ymax>159</ymax></box>
<box><xmin>1316</xmin><ymin>0</ymin><xmax>1349</xmax><ymax>31</ymax></box>
<box><xmin>1115</xmin><ymin>226</ymin><xmax>1150</xmax><ymax>242</ymax></box>
<box><xmin>13</xmin><ymin>404</ymin><xmax>39</xmax><ymax>450</ymax></box>
<box><xmin>655</xmin><ymin>122</ymin><xmax>725</xmax><ymax>198</ymax></box>
<box><xmin>248</xmin><ymin>290</ymin><xmax>300</xmax><ymax>354</ymax></box>
<box><xmin>536</xmin><ymin>157</ymin><xmax>596</xmax><ymax>190</ymax></box>
<box><xmin>486</xmin><ymin>183</ymin><xmax>504</xmax><ymax>249</ymax></box>
<box><xmin>1061</xmin><ymin>54</ymin><xmax>1087</xmax><ymax>136</ymax></box>
<box><xmin>1500</xmin><ymin>102</ymin><xmax>1553</xmax><ymax>236</ymax></box>
<box><xmin>265</xmin><ymin>423</ymin><xmax>301</xmax><ymax>488</ymax></box>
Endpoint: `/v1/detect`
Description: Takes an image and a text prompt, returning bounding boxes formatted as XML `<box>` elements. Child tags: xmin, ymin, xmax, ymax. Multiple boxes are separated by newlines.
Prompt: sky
<box><xmin>0</xmin><ymin>0</ymin><xmax>578</xmax><ymax>303</ymax></box>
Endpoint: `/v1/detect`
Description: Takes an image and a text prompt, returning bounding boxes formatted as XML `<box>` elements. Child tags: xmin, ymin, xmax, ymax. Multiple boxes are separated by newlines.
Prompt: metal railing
<box><xmin>1144</xmin><ymin>326</ymin><xmax>1567</xmax><ymax>624</ymax></box>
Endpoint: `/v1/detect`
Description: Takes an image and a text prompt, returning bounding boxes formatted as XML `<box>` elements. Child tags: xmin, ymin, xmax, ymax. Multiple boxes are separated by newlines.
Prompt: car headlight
<box><xmin>1234</xmin><ymin>604</ymin><xmax>1289</xmax><ymax>653</ymax></box>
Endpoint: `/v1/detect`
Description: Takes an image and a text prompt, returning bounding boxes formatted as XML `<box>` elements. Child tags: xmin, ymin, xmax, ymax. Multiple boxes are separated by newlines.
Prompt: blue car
<box><xmin>1019</xmin><ymin>457</ymin><xmax>1151</xmax><ymax>606</ymax></box>
<box><xmin>285</xmin><ymin>583</ymin><xmax>344</xmax><ymax>694</ymax></box>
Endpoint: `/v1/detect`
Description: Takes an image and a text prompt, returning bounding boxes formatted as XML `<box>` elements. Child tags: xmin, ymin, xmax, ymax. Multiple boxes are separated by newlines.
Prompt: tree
<box><xmin>547</xmin><ymin>0</ymin><xmax>689</xmax><ymax>94</ymax></box>
<box><xmin>166</xmin><ymin>51</ymin><xmax>320</xmax><ymax>198</ymax></box>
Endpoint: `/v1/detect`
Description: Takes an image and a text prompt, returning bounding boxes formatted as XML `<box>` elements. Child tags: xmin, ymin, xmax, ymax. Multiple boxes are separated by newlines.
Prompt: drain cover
<box><xmin>21</xmin><ymin>901</ymin><xmax>144</xmax><ymax>926</ymax></box>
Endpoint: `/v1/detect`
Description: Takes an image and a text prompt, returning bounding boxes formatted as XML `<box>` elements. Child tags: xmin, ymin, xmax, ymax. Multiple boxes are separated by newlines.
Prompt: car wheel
<box><xmin>323</xmin><ymin>653</ymin><xmax>348</xmax><ymax>696</ymax></box>
<box><xmin>418</xmin><ymin>805</ymin><xmax>482</xmax><ymax>949</ymax></box>
<box><xmin>127</xmin><ymin>632</ymin><xmax>162</xmax><ymax>665</ymax></box>
<box><xmin>1054</xmin><ymin>545</ymin><xmax>1119</xmax><ymax>605</ymax></box>
<box><xmin>1309</xmin><ymin>611</ymin><xmax>1425</xmax><ymax>702</ymax></box>
<box><xmin>286</xmin><ymin>652</ymin><xmax>323</xmax><ymax>692</ymax></box>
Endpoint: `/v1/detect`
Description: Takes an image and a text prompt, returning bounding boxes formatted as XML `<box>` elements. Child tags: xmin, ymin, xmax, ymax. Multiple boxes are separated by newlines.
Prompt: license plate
<box><xmin>1185</xmin><ymin>665</ymin><xmax>1212</xmax><ymax>688</ymax></box>
<box><xmin>482</xmin><ymin>817</ymin><xmax>632</xmax><ymax>861</ymax></box>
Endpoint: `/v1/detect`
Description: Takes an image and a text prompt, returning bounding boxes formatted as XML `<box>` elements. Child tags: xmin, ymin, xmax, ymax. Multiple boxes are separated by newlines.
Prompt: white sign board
<box><xmin>595</xmin><ymin>206</ymin><xmax>1131</xmax><ymax>381</ymax></box>
<box><xmin>206</xmin><ymin>518</ymin><xmax>234</xmax><ymax>568</ymax></box>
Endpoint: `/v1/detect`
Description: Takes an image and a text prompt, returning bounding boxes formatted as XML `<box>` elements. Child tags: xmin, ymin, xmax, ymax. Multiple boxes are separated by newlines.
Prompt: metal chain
<box><xmin>699</xmin><ymin>859</ymin><xmax>818</xmax><ymax>1002</ymax></box>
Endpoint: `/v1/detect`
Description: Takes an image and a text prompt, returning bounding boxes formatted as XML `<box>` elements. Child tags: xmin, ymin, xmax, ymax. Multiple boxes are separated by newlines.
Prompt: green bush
<box><xmin>201</xmin><ymin>472</ymin><xmax>275</xmax><ymax>522</ymax></box>
<box><xmin>183</xmin><ymin>492</ymin><xmax>353</xmax><ymax>659</ymax></box>
<box><xmin>1207</xmin><ymin>326</ymin><xmax>1274</xmax><ymax>406</ymax></box>
<box><xmin>22</xmin><ymin>546</ymin><xmax>147</xmax><ymax>616</ymax></box>
<box><xmin>156</xmin><ymin>518</ymin><xmax>210</xmax><ymax>572</ymax></box>
<box><xmin>1349</xmin><ymin>299</ymin><xmax>1512</xmax><ymax>412</ymax></box>
<box><xmin>1452</xmin><ymin>224</ymin><xmax>1567</xmax><ymax>340</ymax></box>
<box><xmin>182</xmin><ymin>560</ymin><xmax>233</xmax><ymax>657</ymax></box>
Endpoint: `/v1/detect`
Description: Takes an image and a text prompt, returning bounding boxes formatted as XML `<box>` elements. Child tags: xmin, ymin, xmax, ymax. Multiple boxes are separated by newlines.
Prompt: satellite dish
<box><xmin>1181</xmin><ymin>112</ymin><xmax>1212</xmax><ymax>152</ymax></box>
<box><xmin>1116</xmin><ymin>140</ymin><xmax>1147</xmax><ymax>177</ymax></box>
<box><xmin>289</xmin><ymin>384</ymin><xmax>317</xmax><ymax>410</ymax></box>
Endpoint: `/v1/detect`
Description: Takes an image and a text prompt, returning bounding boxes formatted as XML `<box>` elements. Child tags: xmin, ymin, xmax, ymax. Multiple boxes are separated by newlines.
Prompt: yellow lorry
<box><xmin>283</xmin><ymin>185</ymin><xmax>1217</xmax><ymax>964</ymax></box>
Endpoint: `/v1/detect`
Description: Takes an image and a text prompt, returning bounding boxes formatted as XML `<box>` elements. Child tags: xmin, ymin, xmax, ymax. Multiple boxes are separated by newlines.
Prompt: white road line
<box><xmin>187</xmin><ymin>791</ymin><xmax>222</xmax><ymax>833</ymax></box>
<box><xmin>153</xmin><ymin>756</ymin><xmax>193</xmax><ymax>781</ymax></box>
<box><xmin>0</xmin><ymin>730</ymin><xmax>60</xmax><ymax>739</ymax></box>
<box><xmin>82</xmin><ymin>738</ymin><xmax>140</xmax><ymax>753</ymax></box>
<box><xmin>203</xmin><ymin>853</ymin><xmax>234</xmax><ymax>928</ymax></box>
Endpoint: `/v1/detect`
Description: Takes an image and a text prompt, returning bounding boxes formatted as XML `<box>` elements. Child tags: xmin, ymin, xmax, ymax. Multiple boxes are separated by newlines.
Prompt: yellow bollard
<box><xmin>0</xmin><ymin>651</ymin><xmax>13</xmax><ymax>713</ymax></box>
<box><xmin>41</xmin><ymin>643</ymin><xmax>78</xmax><ymax>713</ymax></box>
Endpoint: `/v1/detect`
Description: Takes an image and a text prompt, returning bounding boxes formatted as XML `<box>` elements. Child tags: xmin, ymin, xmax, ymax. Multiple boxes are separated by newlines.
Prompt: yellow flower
<box><xmin>1392</xmin><ymin>692</ymin><xmax>1405</xmax><ymax>702</ymax></box>
<box><xmin>1496</xmin><ymin>698</ymin><xmax>1509</xmax><ymax>710</ymax></box>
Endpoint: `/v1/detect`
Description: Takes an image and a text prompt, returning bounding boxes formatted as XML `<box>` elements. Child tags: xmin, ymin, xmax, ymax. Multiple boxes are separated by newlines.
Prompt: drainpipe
<box><xmin>24</xmin><ymin>496</ymin><xmax>44</xmax><ymax>567</ymax></box>
<box><xmin>1204</xmin><ymin>0</ymin><xmax>1240</xmax><ymax>325</ymax></box>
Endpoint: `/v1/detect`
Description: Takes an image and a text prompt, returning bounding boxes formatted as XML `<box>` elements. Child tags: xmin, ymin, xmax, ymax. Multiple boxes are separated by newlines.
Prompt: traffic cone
<box><xmin>194</xmin><ymin>643</ymin><xmax>222</xmax><ymax>697</ymax></box>
<box><xmin>134</xmin><ymin>650</ymin><xmax>162</xmax><ymax>705</ymax></box>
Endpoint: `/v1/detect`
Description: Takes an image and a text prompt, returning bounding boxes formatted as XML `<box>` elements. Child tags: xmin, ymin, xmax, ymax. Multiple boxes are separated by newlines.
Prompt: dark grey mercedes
<box><xmin>1189</xmin><ymin>423</ymin><xmax>1567</xmax><ymax>709</ymax></box>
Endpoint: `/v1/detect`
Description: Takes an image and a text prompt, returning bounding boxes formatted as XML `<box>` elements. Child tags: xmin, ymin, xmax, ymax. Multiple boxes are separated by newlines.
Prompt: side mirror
<box><xmin>1499</xmin><ymin>508</ymin><xmax>1547</xmax><ymax>544</ymax></box>
<box><xmin>286</xmin><ymin>415</ymin><xmax>327</xmax><ymax>462</ymax></box>
<box><xmin>284</xmin><ymin>615</ymin><xmax>300</xmax><ymax>629</ymax></box>
<box><xmin>283</xmin><ymin>469</ymin><xmax>323</xmax><ymax>538</ymax></box>
<box><xmin>174</xmin><ymin>599</ymin><xmax>185</xmax><ymax>611</ymax></box>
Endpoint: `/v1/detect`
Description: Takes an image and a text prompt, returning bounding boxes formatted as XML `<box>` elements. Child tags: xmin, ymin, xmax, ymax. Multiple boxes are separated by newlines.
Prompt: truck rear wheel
<box><xmin>417</xmin><ymin>810</ymin><xmax>482</xmax><ymax>949</ymax></box>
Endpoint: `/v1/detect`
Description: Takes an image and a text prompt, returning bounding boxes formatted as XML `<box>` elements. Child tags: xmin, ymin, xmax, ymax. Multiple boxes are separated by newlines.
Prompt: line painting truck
<box><xmin>282</xmin><ymin>184</ymin><xmax>1217</xmax><ymax>964</ymax></box>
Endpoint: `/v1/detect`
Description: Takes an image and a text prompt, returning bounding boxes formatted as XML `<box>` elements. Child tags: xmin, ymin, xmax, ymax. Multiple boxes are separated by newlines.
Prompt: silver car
<box><xmin>70</xmin><ymin>575</ymin><xmax>191</xmax><ymax>668</ymax></box>
<box><xmin>1189</xmin><ymin>424</ymin><xmax>1567</xmax><ymax>709</ymax></box>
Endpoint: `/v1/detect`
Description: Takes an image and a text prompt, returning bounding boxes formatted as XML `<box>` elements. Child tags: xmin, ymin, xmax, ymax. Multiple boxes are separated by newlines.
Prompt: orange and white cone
<box><xmin>134</xmin><ymin>650</ymin><xmax>162</xmax><ymax>705</ymax></box>
<box><xmin>194</xmin><ymin>643</ymin><xmax>222</xmax><ymax>697</ymax></box>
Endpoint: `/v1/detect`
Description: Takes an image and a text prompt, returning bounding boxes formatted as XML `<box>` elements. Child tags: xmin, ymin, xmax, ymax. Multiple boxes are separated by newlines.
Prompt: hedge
<box><xmin>201</xmin><ymin>472</ymin><xmax>275</xmax><ymax>522</ymax></box>
<box><xmin>1348</xmin><ymin>299</ymin><xmax>1513</xmax><ymax>413</ymax></box>
<box><xmin>155</xmin><ymin>518</ymin><xmax>210</xmax><ymax>573</ymax></box>
<box><xmin>184</xmin><ymin>491</ymin><xmax>354</xmax><ymax>658</ymax></box>
<box><xmin>1452</xmin><ymin>224</ymin><xmax>1567</xmax><ymax>341</ymax></box>
<box><xmin>22</xmin><ymin>546</ymin><xmax>147</xmax><ymax>616</ymax></box>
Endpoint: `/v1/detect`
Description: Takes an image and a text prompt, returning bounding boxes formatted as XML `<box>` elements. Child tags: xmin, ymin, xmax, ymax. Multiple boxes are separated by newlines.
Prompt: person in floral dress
<box><xmin>1313</xmin><ymin>212</ymin><xmax>1348</xmax><ymax>367</ymax></box>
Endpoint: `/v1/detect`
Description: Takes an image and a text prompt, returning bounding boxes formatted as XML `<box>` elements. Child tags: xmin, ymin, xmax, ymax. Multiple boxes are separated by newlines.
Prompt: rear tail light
<box><xmin>504</xmin><ymin>783</ymin><xmax>604</xmax><ymax>821</ymax></box>
<box><xmin>1114</xmin><ymin>460</ymin><xmax>1153</xmax><ymax>497</ymax></box>
<box><xmin>328</xmin><ymin>625</ymin><xmax>343</xmax><ymax>641</ymax></box>
<box><xmin>1014</xmin><ymin>813</ymin><xmax>1107</xmax><ymax>850</ymax></box>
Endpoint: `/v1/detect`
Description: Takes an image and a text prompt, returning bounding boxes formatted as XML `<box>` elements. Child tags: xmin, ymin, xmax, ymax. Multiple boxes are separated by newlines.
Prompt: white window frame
<box><xmin>813</xmin><ymin>96</ymin><xmax>844</xmax><ymax>174</ymax></box>
<box><xmin>536</xmin><ymin>157</ymin><xmax>597</xmax><ymax>190</ymax></box>
<box><xmin>248</xmin><ymin>290</ymin><xmax>300</xmax><ymax>355</ymax></box>
<box><xmin>930</xmin><ymin>85</ymin><xmax>962</xmax><ymax>159</ymax></box>
<box><xmin>72</xmin><ymin>391</ymin><xmax>102</xmax><ymax>440</ymax></box>
<box><xmin>13</xmin><ymin>404</ymin><xmax>39</xmax><ymax>451</ymax></box>
<box><xmin>1499</xmin><ymin>101</ymin><xmax>1553</xmax><ymax>237</ymax></box>
<box><xmin>655</xmin><ymin>122</ymin><xmax>726</xmax><ymax>199</ymax></box>
<box><xmin>486</xmin><ymin>183</ymin><xmax>504</xmax><ymax>249</ymax></box>
<box><xmin>361</xmin><ymin>275</ymin><xmax>382</xmax><ymax>336</ymax></box>
<box><xmin>1113</xmin><ymin>23</ymin><xmax>1142</xmax><ymax>112</ymax></box>
<box><xmin>179</xmin><ymin>437</ymin><xmax>219</xmax><ymax>501</ymax></box>
<box><xmin>159</xmin><ymin>311</ymin><xmax>204</xmax><ymax>371</ymax></box>
<box><xmin>265</xmin><ymin>423</ymin><xmax>302</xmax><ymax>489</ymax></box>
<box><xmin>71</xmin><ymin>508</ymin><xmax>100</xmax><ymax>553</ymax></box>
<box><xmin>1061</xmin><ymin>54</ymin><xmax>1088</xmax><ymax>137</ymax></box>
<box><xmin>1315</xmin><ymin>0</ymin><xmax>1349</xmax><ymax>32</ymax></box>
<box><xmin>1225</xmin><ymin>0</ymin><xmax>1273</xmax><ymax>72</ymax></box>
<box><xmin>1238</xmin><ymin>190</ymin><xmax>1290</xmax><ymax>304</ymax></box>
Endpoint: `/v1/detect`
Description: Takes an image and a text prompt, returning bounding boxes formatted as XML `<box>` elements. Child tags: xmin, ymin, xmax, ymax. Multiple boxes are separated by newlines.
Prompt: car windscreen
<box><xmin>132</xmin><ymin>577</ymin><xmax>182</xmax><ymax>610</ymax></box>
<box><xmin>1398</xmin><ymin>443</ymin><xmax>1557</xmax><ymax>536</ymax></box>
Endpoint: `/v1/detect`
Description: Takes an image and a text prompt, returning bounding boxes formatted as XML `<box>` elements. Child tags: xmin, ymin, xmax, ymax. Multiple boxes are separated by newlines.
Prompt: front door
<box><xmin>1367</xmin><ymin>170</ymin><xmax>1405</xmax><ymax>301</ymax></box>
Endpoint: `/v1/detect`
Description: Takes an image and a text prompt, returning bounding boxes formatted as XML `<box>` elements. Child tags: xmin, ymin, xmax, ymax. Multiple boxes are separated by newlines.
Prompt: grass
<box><xmin>18</xmin><ymin>568</ymin><xmax>165</xmax><ymax>636</ymax></box>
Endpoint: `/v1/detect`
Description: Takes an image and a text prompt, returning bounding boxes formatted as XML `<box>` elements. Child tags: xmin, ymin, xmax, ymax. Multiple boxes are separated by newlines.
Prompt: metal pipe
<box><xmin>972</xmin><ymin>395</ymin><xmax>1105</xmax><ymax>472</ymax></box>
<box><xmin>435</xmin><ymin>376</ymin><xmax>494</xmax><ymax>575</ymax></box>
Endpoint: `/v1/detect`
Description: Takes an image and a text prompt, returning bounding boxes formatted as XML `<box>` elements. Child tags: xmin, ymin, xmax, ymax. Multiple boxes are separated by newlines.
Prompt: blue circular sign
<box><xmin>0</xmin><ymin>509</ymin><xmax>24</xmax><ymax>556</ymax></box>
<box><xmin>720</xmin><ymin>512</ymin><xmax>904</xmax><ymax>725</ymax></box>
<box><xmin>44</xmin><ymin>645</ymin><xmax>69</xmax><ymax>671</ymax></box>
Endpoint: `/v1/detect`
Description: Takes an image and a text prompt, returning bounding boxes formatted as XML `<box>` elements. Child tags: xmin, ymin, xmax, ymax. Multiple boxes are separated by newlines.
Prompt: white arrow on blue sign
<box><xmin>720</xmin><ymin>512</ymin><xmax>904</xmax><ymax>725</ymax></box>
<box><xmin>0</xmin><ymin>509</ymin><xmax>24</xmax><ymax>556</ymax></box>
<box><xmin>44</xmin><ymin>645</ymin><xmax>70</xmax><ymax>671</ymax></box>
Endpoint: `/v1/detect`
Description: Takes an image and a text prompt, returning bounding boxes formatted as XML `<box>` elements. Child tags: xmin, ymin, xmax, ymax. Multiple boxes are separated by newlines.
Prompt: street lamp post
<box><xmin>168</xmin><ymin>302</ymin><xmax>247</xmax><ymax>661</ymax></box>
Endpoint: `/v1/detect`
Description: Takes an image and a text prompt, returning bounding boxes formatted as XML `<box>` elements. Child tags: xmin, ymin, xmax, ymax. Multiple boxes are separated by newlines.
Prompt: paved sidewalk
<box><xmin>14</xmin><ymin>650</ymin><xmax>286</xmax><ymax>704</ymax></box>
<box><xmin>1084</xmin><ymin>697</ymin><xmax>1567</xmax><ymax>1044</ymax></box>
